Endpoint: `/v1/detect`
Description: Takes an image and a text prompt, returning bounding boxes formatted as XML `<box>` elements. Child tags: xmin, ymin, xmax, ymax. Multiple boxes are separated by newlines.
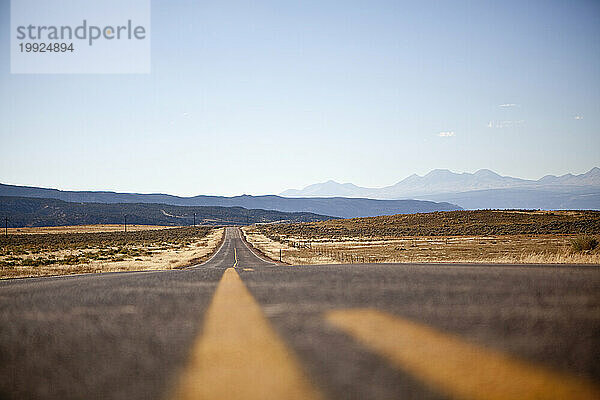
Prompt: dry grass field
<box><xmin>0</xmin><ymin>226</ymin><xmax>224</xmax><ymax>279</ymax></box>
<box><xmin>4</xmin><ymin>224</ymin><xmax>176</xmax><ymax>235</ymax></box>
<box><xmin>243</xmin><ymin>210</ymin><xmax>600</xmax><ymax>265</ymax></box>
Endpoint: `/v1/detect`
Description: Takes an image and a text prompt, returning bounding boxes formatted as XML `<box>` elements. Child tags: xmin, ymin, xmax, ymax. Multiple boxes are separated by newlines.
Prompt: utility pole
<box><xmin>193</xmin><ymin>213</ymin><xmax>196</xmax><ymax>227</ymax></box>
<box><xmin>124</xmin><ymin>215</ymin><xmax>127</xmax><ymax>233</ymax></box>
<box><xmin>4</xmin><ymin>217</ymin><xmax>7</xmax><ymax>236</ymax></box>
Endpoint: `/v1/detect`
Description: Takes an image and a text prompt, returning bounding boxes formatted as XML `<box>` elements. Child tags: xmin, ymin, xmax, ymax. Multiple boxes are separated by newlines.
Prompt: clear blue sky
<box><xmin>1</xmin><ymin>0</ymin><xmax>599</xmax><ymax>196</ymax></box>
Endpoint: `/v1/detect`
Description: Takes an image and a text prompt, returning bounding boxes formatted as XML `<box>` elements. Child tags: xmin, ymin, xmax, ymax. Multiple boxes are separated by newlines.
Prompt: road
<box><xmin>1</xmin><ymin>227</ymin><xmax>599</xmax><ymax>399</ymax></box>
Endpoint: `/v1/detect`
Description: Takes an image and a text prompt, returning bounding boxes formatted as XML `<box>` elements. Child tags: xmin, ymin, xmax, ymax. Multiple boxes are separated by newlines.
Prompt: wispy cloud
<box><xmin>438</xmin><ymin>131</ymin><xmax>455</xmax><ymax>137</ymax></box>
<box><xmin>487</xmin><ymin>120</ymin><xmax>524</xmax><ymax>128</ymax></box>
<box><xmin>574</xmin><ymin>115</ymin><xmax>584</xmax><ymax>120</ymax></box>
<box><xmin>499</xmin><ymin>103</ymin><xmax>519</xmax><ymax>108</ymax></box>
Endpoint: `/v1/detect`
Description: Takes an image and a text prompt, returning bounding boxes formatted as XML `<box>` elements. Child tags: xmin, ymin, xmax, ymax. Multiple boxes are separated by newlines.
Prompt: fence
<box><xmin>278</xmin><ymin>239</ymin><xmax>386</xmax><ymax>264</ymax></box>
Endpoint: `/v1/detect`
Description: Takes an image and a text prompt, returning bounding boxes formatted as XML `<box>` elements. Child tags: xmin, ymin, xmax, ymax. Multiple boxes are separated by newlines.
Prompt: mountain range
<box><xmin>0</xmin><ymin>184</ymin><xmax>461</xmax><ymax>219</ymax></box>
<box><xmin>2</xmin><ymin>167</ymin><xmax>597</xmax><ymax>222</ymax></box>
<box><xmin>282</xmin><ymin>167</ymin><xmax>600</xmax><ymax>198</ymax></box>
<box><xmin>281</xmin><ymin>168</ymin><xmax>600</xmax><ymax>210</ymax></box>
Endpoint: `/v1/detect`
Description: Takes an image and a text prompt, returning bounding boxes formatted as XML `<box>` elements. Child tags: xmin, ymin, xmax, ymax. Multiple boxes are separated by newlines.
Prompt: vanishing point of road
<box><xmin>1</xmin><ymin>227</ymin><xmax>599</xmax><ymax>399</ymax></box>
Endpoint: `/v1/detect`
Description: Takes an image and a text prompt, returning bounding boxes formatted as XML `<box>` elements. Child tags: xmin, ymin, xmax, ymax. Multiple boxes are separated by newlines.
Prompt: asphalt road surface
<box><xmin>1</xmin><ymin>227</ymin><xmax>599</xmax><ymax>399</ymax></box>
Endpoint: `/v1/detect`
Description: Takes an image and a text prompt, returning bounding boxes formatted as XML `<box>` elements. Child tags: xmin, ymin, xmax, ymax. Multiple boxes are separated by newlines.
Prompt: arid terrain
<box><xmin>243</xmin><ymin>210</ymin><xmax>600</xmax><ymax>265</ymax></box>
<box><xmin>0</xmin><ymin>226</ymin><xmax>224</xmax><ymax>279</ymax></box>
<box><xmin>4</xmin><ymin>224</ymin><xmax>176</xmax><ymax>234</ymax></box>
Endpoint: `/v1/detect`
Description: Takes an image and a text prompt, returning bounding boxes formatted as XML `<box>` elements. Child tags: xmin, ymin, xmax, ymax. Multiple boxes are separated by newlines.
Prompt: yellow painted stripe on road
<box><xmin>326</xmin><ymin>309</ymin><xmax>600</xmax><ymax>400</ymax></box>
<box><xmin>171</xmin><ymin>268</ymin><xmax>322</xmax><ymax>400</ymax></box>
<box><xmin>233</xmin><ymin>247</ymin><xmax>238</xmax><ymax>268</ymax></box>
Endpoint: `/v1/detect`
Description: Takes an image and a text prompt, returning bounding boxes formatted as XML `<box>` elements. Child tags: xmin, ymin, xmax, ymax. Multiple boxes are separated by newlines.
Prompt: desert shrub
<box><xmin>257</xmin><ymin>210</ymin><xmax>600</xmax><ymax>239</ymax></box>
<box><xmin>0</xmin><ymin>227</ymin><xmax>211</xmax><ymax>255</ymax></box>
<box><xmin>570</xmin><ymin>235</ymin><xmax>598</xmax><ymax>252</ymax></box>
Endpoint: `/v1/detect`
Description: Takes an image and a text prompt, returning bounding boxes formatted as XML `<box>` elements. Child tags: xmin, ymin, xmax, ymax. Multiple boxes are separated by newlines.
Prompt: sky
<box><xmin>1</xmin><ymin>0</ymin><xmax>599</xmax><ymax>196</ymax></box>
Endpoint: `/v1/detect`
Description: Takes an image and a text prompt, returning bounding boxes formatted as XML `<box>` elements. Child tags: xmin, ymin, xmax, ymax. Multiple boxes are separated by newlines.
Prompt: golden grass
<box><xmin>4</xmin><ymin>224</ymin><xmax>176</xmax><ymax>235</ymax></box>
<box><xmin>242</xmin><ymin>227</ymin><xmax>336</xmax><ymax>265</ymax></box>
<box><xmin>243</xmin><ymin>226</ymin><xmax>600</xmax><ymax>265</ymax></box>
<box><xmin>0</xmin><ymin>227</ymin><xmax>225</xmax><ymax>279</ymax></box>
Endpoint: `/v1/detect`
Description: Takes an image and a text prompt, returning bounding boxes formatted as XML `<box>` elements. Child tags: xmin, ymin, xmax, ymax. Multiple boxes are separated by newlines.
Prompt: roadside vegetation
<box><xmin>0</xmin><ymin>226</ymin><xmax>224</xmax><ymax>279</ymax></box>
<box><xmin>243</xmin><ymin>210</ymin><xmax>600</xmax><ymax>265</ymax></box>
<box><xmin>570</xmin><ymin>235</ymin><xmax>599</xmax><ymax>253</ymax></box>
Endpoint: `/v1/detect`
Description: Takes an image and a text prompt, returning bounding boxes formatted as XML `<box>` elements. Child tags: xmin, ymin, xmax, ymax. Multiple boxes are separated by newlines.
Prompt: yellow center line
<box><xmin>233</xmin><ymin>247</ymin><xmax>238</xmax><ymax>268</ymax></box>
<box><xmin>326</xmin><ymin>308</ymin><xmax>600</xmax><ymax>400</ymax></box>
<box><xmin>170</xmin><ymin>268</ymin><xmax>323</xmax><ymax>400</ymax></box>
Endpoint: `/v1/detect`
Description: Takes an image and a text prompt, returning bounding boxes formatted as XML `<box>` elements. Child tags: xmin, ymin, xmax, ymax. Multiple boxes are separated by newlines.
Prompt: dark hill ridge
<box><xmin>0</xmin><ymin>196</ymin><xmax>335</xmax><ymax>228</ymax></box>
<box><xmin>260</xmin><ymin>210</ymin><xmax>600</xmax><ymax>239</ymax></box>
<box><xmin>0</xmin><ymin>184</ymin><xmax>462</xmax><ymax>218</ymax></box>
